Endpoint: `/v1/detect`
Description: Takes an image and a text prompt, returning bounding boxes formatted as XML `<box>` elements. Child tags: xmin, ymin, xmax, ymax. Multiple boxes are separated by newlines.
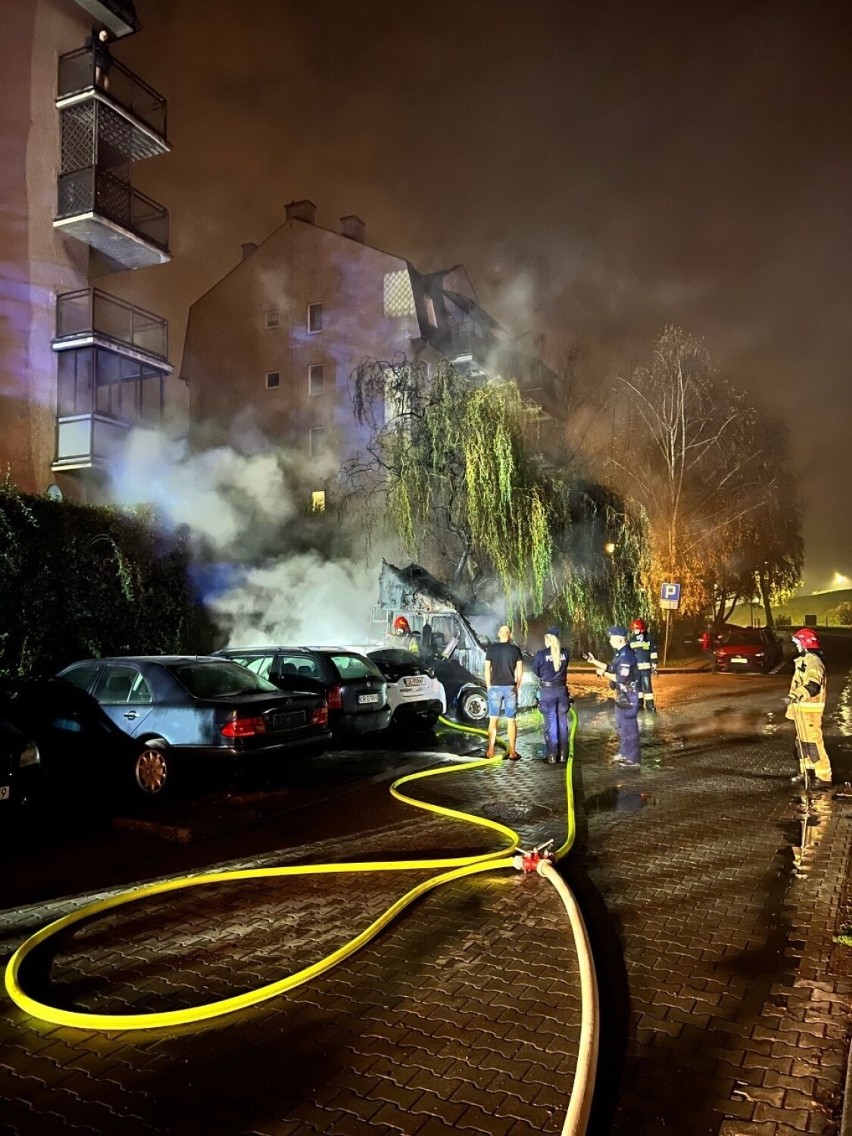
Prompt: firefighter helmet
<box><xmin>393</xmin><ymin>615</ymin><xmax>411</xmax><ymax>634</ymax></box>
<box><xmin>792</xmin><ymin>627</ymin><xmax>820</xmax><ymax>652</ymax></box>
<box><xmin>630</xmin><ymin>618</ymin><xmax>647</xmax><ymax>633</ymax></box>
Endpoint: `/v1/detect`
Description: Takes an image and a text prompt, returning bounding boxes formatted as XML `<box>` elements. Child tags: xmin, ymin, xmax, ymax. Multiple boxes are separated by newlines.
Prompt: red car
<box><xmin>713</xmin><ymin>628</ymin><xmax>783</xmax><ymax>674</ymax></box>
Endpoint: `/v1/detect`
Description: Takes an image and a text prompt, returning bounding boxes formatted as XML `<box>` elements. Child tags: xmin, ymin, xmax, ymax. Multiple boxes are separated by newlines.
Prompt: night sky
<box><xmin>110</xmin><ymin>0</ymin><xmax>852</xmax><ymax>591</ymax></box>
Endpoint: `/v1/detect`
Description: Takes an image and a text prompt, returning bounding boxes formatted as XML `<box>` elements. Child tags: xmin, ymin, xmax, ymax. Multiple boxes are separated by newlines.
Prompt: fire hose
<box><xmin>5</xmin><ymin>705</ymin><xmax>598</xmax><ymax>1135</ymax></box>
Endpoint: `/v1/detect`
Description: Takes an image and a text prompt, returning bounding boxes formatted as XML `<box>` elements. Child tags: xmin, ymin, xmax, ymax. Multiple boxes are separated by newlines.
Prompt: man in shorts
<box><xmin>484</xmin><ymin>625</ymin><xmax>524</xmax><ymax>760</ymax></box>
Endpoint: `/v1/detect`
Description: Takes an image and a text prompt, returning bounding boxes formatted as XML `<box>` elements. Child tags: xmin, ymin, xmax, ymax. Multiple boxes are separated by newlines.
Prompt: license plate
<box><xmin>270</xmin><ymin>710</ymin><xmax>307</xmax><ymax>730</ymax></box>
<box><xmin>731</xmin><ymin>656</ymin><xmax>748</xmax><ymax>664</ymax></box>
<box><xmin>402</xmin><ymin>676</ymin><xmax>425</xmax><ymax>688</ymax></box>
<box><xmin>0</xmin><ymin>786</ymin><xmax>9</xmax><ymax>801</ymax></box>
<box><xmin>358</xmin><ymin>693</ymin><xmax>379</xmax><ymax>704</ymax></box>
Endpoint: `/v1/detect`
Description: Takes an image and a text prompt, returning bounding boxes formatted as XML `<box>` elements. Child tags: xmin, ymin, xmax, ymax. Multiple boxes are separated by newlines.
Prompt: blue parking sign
<box><xmin>660</xmin><ymin>582</ymin><xmax>681</xmax><ymax>610</ymax></box>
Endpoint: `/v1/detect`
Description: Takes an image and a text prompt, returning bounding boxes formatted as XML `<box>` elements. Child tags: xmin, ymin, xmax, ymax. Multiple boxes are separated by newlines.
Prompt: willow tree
<box><xmin>343</xmin><ymin>358</ymin><xmax>647</xmax><ymax>636</ymax></box>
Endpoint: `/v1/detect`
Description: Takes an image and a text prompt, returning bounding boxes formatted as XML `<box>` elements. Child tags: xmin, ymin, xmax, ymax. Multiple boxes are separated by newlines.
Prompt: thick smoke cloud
<box><xmin>110</xmin><ymin>430</ymin><xmax>378</xmax><ymax>647</ymax></box>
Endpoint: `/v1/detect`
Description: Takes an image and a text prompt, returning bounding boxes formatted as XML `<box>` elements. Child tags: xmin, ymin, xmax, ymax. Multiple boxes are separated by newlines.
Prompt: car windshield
<box><xmin>169</xmin><ymin>661</ymin><xmax>279</xmax><ymax>698</ymax></box>
<box><xmin>721</xmin><ymin>629</ymin><xmax>764</xmax><ymax>646</ymax></box>
<box><xmin>329</xmin><ymin>654</ymin><xmax>384</xmax><ymax>680</ymax></box>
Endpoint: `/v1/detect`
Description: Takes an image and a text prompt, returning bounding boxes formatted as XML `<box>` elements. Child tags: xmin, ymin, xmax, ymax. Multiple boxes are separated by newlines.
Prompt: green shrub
<box><xmin>774</xmin><ymin>613</ymin><xmax>792</xmax><ymax>628</ymax></box>
<box><xmin>834</xmin><ymin>602</ymin><xmax>852</xmax><ymax>626</ymax></box>
<box><xmin>0</xmin><ymin>483</ymin><xmax>203</xmax><ymax>679</ymax></box>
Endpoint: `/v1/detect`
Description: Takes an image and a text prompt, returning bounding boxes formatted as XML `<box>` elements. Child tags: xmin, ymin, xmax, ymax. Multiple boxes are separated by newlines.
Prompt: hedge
<box><xmin>0</xmin><ymin>483</ymin><xmax>206</xmax><ymax>679</ymax></box>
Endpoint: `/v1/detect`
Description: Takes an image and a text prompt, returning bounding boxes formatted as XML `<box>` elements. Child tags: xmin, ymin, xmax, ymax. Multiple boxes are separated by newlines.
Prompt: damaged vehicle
<box><xmin>375</xmin><ymin>560</ymin><xmax>540</xmax><ymax>716</ymax></box>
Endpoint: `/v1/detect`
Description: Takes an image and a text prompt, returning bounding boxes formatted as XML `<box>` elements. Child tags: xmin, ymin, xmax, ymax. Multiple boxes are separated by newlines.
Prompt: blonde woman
<box><xmin>532</xmin><ymin>627</ymin><xmax>570</xmax><ymax>763</ymax></box>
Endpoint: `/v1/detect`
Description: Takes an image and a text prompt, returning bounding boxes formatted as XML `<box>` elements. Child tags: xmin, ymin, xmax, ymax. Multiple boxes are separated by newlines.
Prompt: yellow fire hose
<box><xmin>5</xmin><ymin>705</ymin><xmax>597</xmax><ymax>1134</ymax></box>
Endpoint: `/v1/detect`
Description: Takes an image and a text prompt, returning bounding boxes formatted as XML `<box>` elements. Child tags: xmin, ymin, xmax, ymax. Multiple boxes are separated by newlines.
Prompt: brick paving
<box><xmin>1</xmin><ymin>669</ymin><xmax>852</xmax><ymax>1135</ymax></box>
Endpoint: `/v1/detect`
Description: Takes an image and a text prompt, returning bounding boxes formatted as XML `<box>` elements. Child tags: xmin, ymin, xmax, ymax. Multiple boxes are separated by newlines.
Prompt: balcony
<box><xmin>53</xmin><ymin>414</ymin><xmax>135</xmax><ymax>471</ymax></box>
<box><xmin>446</xmin><ymin>322</ymin><xmax>495</xmax><ymax>371</ymax></box>
<box><xmin>55</xmin><ymin>169</ymin><xmax>170</xmax><ymax>268</ymax></box>
<box><xmin>53</xmin><ymin>289</ymin><xmax>170</xmax><ymax>370</ymax></box>
<box><xmin>58</xmin><ymin>47</ymin><xmax>169</xmax><ymax>160</ymax></box>
<box><xmin>70</xmin><ymin>0</ymin><xmax>139</xmax><ymax>39</ymax></box>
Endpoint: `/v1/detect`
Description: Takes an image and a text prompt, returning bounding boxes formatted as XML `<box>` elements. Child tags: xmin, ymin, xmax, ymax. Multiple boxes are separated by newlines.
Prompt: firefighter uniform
<box><xmin>786</xmin><ymin>648</ymin><xmax>832</xmax><ymax>784</ymax></box>
<box><xmin>605</xmin><ymin>630</ymin><xmax>641</xmax><ymax>766</ymax></box>
<box><xmin>532</xmin><ymin>628</ymin><xmax>570</xmax><ymax>763</ymax></box>
<box><xmin>630</xmin><ymin>623</ymin><xmax>658</xmax><ymax>711</ymax></box>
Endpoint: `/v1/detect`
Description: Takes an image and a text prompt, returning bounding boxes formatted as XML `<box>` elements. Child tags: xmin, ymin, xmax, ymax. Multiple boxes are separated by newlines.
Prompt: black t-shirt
<box><xmin>485</xmin><ymin>642</ymin><xmax>523</xmax><ymax>686</ymax></box>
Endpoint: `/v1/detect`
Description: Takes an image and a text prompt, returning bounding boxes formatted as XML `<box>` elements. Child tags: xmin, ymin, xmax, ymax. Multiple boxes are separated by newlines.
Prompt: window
<box><xmin>424</xmin><ymin>296</ymin><xmax>438</xmax><ymax>328</ymax></box>
<box><xmin>265</xmin><ymin>371</ymin><xmax>280</xmax><ymax>389</ymax></box>
<box><xmin>308</xmin><ymin>364</ymin><xmax>324</xmax><ymax>396</ymax></box>
<box><xmin>383</xmin><ymin>270</ymin><xmax>417</xmax><ymax>317</ymax></box>
<box><xmin>264</xmin><ymin>309</ymin><xmax>279</xmax><ymax>329</ymax></box>
<box><xmin>307</xmin><ymin>303</ymin><xmax>323</xmax><ymax>333</ymax></box>
<box><xmin>309</xmin><ymin>426</ymin><xmax>326</xmax><ymax>457</ymax></box>
<box><xmin>229</xmin><ymin>655</ymin><xmax>275</xmax><ymax>680</ymax></box>
<box><xmin>93</xmin><ymin>665</ymin><xmax>145</xmax><ymax>705</ymax></box>
<box><xmin>311</xmin><ymin>490</ymin><xmax>326</xmax><ymax>512</ymax></box>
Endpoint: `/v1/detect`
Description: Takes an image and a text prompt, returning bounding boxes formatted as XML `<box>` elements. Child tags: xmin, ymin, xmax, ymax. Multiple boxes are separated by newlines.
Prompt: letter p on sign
<box><xmin>660</xmin><ymin>582</ymin><xmax>681</xmax><ymax>610</ymax></box>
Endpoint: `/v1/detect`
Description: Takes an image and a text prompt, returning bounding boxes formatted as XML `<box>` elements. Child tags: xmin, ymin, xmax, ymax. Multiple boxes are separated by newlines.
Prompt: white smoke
<box><xmin>108</xmin><ymin>428</ymin><xmax>380</xmax><ymax>648</ymax></box>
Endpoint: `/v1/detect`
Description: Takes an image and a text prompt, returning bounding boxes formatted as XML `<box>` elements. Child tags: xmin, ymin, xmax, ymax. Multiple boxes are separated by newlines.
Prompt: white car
<box><xmin>345</xmin><ymin>646</ymin><xmax>446</xmax><ymax>730</ymax></box>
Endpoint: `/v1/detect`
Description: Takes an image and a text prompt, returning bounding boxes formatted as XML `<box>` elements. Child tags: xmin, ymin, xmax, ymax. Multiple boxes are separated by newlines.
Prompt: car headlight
<box><xmin>19</xmin><ymin>741</ymin><xmax>40</xmax><ymax>767</ymax></box>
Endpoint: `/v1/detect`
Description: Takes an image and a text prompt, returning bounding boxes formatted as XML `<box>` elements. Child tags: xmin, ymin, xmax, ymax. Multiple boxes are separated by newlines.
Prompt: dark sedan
<box><xmin>714</xmin><ymin>628</ymin><xmax>784</xmax><ymax>673</ymax></box>
<box><xmin>0</xmin><ymin>677</ymin><xmax>163</xmax><ymax>808</ymax></box>
<box><xmin>0</xmin><ymin>714</ymin><xmax>41</xmax><ymax>818</ymax></box>
<box><xmin>215</xmin><ymin>647</ymin><xmax>391</xmax><ymax>737</ymax></box>
<box><xmin>57</xmin><ymin>657</ymin><xmax>331</xmax><ymax>795</ymax></box>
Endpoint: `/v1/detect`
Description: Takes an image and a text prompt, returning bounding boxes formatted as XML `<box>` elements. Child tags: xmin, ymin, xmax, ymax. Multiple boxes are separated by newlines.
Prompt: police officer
<box><xmin>630</xmin><ymin>618</ymin><xmax>658</xmax><ymax>712</ymax></box>
<box><xmin>586</xmin><ymin>626</ymin><xmax>641</xmax><ymax>768</ymax></box>
<box><xmin>786</xmin><ymin>627</ymin><xmax>832</xmax><ymax>787</ymax></box>
<box><xmin>532</xmin><ymin>627</ymin><xmax>571</xmax><ymax>764</ymax></box>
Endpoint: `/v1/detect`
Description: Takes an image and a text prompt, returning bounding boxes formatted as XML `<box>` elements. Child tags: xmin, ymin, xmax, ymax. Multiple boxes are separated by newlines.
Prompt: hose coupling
<box><xmin>513</xmin><ymin>839</ymin><xmax>555</xmax><ymax>873</ymax></box>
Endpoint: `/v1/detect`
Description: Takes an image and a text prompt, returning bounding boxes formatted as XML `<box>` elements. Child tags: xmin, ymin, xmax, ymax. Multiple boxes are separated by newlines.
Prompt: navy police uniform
<box><xmin>605</xmin><ymin>627</ymin><xmax>641</xmax><ymax>765</ymax></box>
<box><xmin>532</xmin><ymin>627</ymin><xmax>570</xmax><ymax>763</ymax></box>
<box><xmin>630</xmin><ymin>630</ymin><xmax>658</xmax><ymax>711</ymax></box>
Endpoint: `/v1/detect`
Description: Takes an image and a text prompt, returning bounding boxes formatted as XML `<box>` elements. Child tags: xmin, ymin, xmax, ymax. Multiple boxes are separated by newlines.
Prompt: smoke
<box><xmin>108</xmin><ymin>428</ymin><xmax>380</xmax><ymax>648</ymax></box>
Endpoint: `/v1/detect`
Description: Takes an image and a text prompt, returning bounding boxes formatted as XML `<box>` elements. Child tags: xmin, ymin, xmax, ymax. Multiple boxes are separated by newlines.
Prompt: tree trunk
<box><xmin>756</xmin><ymin>566</ymin><xmax>774</xmax><ymax>629</ymax></box>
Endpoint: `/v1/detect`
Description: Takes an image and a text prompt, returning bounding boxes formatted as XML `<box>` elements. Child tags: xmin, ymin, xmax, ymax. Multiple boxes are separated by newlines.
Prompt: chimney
<box><xmin>240</xmin><ymin>242</ymin><xmax>258</xmax><ymax>260</ymax></box>
<box><xmin>340</xmin><ymin>214</ymin><xmax>365</xmax><ymax>243</ymax></box>
<box><xmin>285</xmin><ymin>199</ymin><xmax>316</xmax><ymax>224</ymax></box>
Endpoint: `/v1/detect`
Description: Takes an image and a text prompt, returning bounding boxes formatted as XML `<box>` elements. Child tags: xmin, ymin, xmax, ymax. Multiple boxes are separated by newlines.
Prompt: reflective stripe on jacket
<box><xmin>786</xmin><ymin>650</ymin><xmax>826</xmax><ymax>719</ymax></box>
<box><xmin>630</xmin><ymin>635</ymin><xmax>658</xmax><ymax>671</ymax></box>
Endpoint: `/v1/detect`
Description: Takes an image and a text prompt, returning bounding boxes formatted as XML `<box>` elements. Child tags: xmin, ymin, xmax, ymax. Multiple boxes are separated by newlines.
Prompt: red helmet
<box><xmin>393</xmin><ymin>615</ymin><xmax>411</xmax><ymax>633</ymax></box>
<box><xmin>792</xmin><ymin>627</ymin><xmax>820</xmax><ymax>651</ymax></box>
<box><xmin>630</xmin><ymin>618</ymin><xmax>647</xmax><ymax>632</ymax></box>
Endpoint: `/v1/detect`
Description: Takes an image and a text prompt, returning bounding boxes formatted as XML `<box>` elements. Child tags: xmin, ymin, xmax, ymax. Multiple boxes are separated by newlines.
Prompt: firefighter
<box><xmin>786</xmin><ymin>627</ymin><xmax>832</xmax><ymax>787</ymax></box>
<box><xmin>586</xmin><ymin>626</ymin><xmax>641</xmax><ymax>767</ymax></box>
<box><xmin>390</xmin><ymin>615</ymin><xmax>419</xmax><ymax>655</ymax></box>
<box><xmin>532</xmin><ymin>627</ymin><xmax>571</xmax><ymax>764</ymax></box>
<box><xmin>629</xmin><ymin>618</ymin><xmax>658</xmax><ymax>712</ymax></box>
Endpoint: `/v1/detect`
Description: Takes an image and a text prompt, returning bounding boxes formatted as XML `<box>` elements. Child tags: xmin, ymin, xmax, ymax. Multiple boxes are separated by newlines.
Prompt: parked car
<box><xmin>713</xmin><ymin>628</ymin><xmax>784</xmax><ymax>674</ymax></box>
<box><xmin>0</xmin><ymin>714</ymin><xmax>41</xmax><ymax>818</ymax></box>
<box><xmin>215</xmin><ymin>647</ymin><xmax>392</xmax><ymax>737</ymax></box>
<box><xmin>56</xmin><ymin>657</ymin><xmax>331</xmax><ymax>795</ymax></box>
<box><xmin>0</xmin><ymin>677</ymin><xmax>161</xmax><ymax>808</ymax></box>
<box><xmin>345</xmin><ymin>646</ymin><xmax>445</xmax><ymax>730</ymax></box>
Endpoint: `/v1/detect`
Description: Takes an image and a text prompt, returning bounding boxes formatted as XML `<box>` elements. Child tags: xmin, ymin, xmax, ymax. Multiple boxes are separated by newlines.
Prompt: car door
<box><xmin>91</xmin><ymin>664</ymin><xmax>155</xmax><ymax>736</ymax></box>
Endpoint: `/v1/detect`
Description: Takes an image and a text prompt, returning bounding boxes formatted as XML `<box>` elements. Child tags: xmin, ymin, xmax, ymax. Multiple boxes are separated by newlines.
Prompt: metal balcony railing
<box><xmin>58</xmin><ymin>46</ymin><xmax>168</xmax><ymax>152</ymax></box>
<box><xmin>56</xmin><ymin>167</ymin><xmax>169</xmax><ymax>253</ymax></box>
<box><xmin>55</xmin><ymin>288</ymin><xmax>169</xmax><ymax>363</ymax></box>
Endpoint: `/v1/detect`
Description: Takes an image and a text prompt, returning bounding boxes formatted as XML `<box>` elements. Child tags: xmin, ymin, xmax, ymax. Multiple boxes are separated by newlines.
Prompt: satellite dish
<box><xmin>46</xmin><ymin>484</ymin><xmax>63</xmax><ymax>502</ymax></box>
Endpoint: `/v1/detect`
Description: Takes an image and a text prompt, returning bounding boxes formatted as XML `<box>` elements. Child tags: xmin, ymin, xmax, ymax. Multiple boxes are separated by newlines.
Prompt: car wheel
<box><xmin>132</xmin><ymin>739</ymin><xmax>170</xmax><ymax>798</ymax></box>
<box><xmin>459</xmin><ymin>689</ymin><xmax>488</xmax><ymax>723</ymax></box>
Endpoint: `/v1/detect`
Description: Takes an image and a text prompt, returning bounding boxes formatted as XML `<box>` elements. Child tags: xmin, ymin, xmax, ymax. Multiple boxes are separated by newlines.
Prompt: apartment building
<box><xmin>181</xmin><ymin>201</ymin><xmax>566</xmax><ymax>497</ymax></box>
<box><xmin>0</xmin><ymin>0</ymin><xmax>171</xmax><ymax>503</ymax></box>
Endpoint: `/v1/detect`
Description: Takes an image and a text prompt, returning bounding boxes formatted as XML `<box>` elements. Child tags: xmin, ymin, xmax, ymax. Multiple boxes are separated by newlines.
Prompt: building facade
<box><xmin>181</xmin><ymin>201</ymin><xmax>566</xmax><ymax>500</ymax></box>
<box><xmin>0</xmin><ymin>0</ymin><xmax>171</xmax><ymax>503</ymax></box>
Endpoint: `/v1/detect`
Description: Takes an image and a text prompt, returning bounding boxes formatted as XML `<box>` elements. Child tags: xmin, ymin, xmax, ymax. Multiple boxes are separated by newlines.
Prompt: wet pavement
<box><xmin>2</xmin><ymin>663</ymin><xmax>852</xmax><ymax>1135</ymax></box>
